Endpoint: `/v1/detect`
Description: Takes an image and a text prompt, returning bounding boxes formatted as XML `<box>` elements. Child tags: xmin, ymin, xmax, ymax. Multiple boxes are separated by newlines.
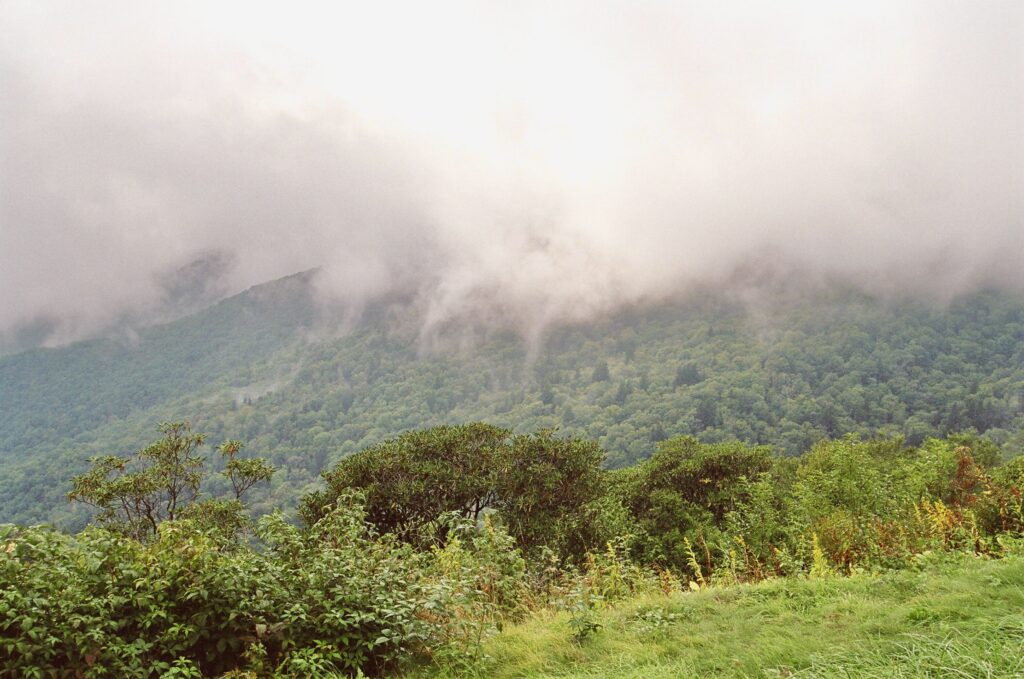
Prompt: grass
<box><xmin>411</xmin><ymin>551</ymin><xmax>1024</xmax><ymax>678</ymax></box>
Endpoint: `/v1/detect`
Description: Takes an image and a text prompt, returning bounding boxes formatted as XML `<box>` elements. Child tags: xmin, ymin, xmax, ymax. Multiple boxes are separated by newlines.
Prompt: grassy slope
<box><xmin>416</xmin><ymin>553</ymin><xmax>1024</xmax><ymax>678</ymax></box>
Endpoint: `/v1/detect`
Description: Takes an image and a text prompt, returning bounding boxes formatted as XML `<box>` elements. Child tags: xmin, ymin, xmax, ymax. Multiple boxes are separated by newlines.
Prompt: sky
<box><xmin>1</xmin><ymin>1</ymin><xmax>1022</xmax><ymax>348</ymax></box>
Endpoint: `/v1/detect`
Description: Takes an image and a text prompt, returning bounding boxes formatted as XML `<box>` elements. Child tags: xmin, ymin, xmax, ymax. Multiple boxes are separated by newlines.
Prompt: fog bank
<box><xmin>1</xmin><ymin>1</ymin><xmax>1021</xmax><ymax>349</ymax></box>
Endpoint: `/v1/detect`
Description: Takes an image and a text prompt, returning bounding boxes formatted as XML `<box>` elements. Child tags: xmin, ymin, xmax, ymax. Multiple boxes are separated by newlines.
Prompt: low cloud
<box><xmin>1</xmin><ymin>1</ymin><xmax>1021</xmax><ymax>350</ymax></box>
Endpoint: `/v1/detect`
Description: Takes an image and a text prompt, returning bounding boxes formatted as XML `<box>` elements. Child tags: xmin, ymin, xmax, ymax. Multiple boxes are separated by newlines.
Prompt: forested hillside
<box><xmin>0</xmin><ymin>271</ymin><xmax>318</xmax><ymax>525</ymax></box>
<box><xmin>2</xmin><ymin>271</ymin><xmax>1023</xmax><ymax>527</ymax></box>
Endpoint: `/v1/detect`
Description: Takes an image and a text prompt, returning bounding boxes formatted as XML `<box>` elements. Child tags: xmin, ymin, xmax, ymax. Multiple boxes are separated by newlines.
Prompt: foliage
<box><xmin>495</xmin><ymin>430</ymin><xmax>607</xmax><ymax>559</ymax></box>
<box><xmin>567</xmin><ymin>584</ymin><xmax>603</xmax><ymax>645</ymax></box>
<box><xmin>304</xmin><ymin>424</ymin><xmax>510</xmax><ymax>543</ymax></box>
<box><xmin>68</xmin><ymin>422</ymin><xmax>273</xmax><ymax>542</ymax></box>
<box><xmin>220</xmin><ymin>439</ymin><xmax>275</xmax><ymax>500</ymax></box>
<box><xmin>618</xmin><ymin>436</ymin><xmax>773</xmax><ymax>572</ymax></box>
<box><xmin>4</xmin><ymin>281</ymin><xmax>1024</xmax><ymax>529</ymax></box>
<box><xmin>421</xmin><ymin>515</ymin><xmax>531</xmax><ymax>675</ymax></box>
<box><xmin>67</xmin><ymin>422</ymin><xmax>208</xmax><ymax>539</ymax></box>
<box><xmin>307</xmin><ymin>424</ymin><xmax>608</xmax><ymax>561</ymax></box>
<box><xmin>6</xmin><ymin>421</ymin><xmax>1024</xmax><ymax>676</ymax></box>
<box><xmin>611</xmin><ymin>434</ymin><xmax>1024</xmax><ymax>583</ymax></box>
<box><xmin>250</xmin><ymin>499</ymin><xmax>433</xmax><ymax>676</ymax></box>
<box><xmin>720</xmin><ymin>437</ymin><xmax>1024</xmax><ymax>579</ymax></box>
<box><xmin>0</xmin><ymin>494</ymin><xmax>534</xmax><ymax>677</ymax></box>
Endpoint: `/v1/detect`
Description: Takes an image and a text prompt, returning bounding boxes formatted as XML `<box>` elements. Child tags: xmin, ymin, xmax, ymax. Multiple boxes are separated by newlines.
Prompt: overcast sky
<box><xmin>1</xmin><ymin>1</ymin><xmax>1021</xmax><ymax>347</ymax></box>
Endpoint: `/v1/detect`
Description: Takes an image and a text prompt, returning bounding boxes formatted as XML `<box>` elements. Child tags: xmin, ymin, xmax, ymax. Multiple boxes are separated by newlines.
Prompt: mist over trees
<box><xmin>1</xmin><ymin>2</ymin><xmax>1022</xmax><ymax>676</ymax></box>
<box><xmin>2</xmin><ymin>275</ymin><xmax>1023</xmax><ymax>528</ymax></box>
<box><xmin>2</xmin><ymin>2</ymin><xmax>1022</xmax><ymax>350</ymax></box>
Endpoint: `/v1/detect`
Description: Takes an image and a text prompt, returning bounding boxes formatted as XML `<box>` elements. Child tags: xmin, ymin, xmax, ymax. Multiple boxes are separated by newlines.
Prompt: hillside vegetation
<box><xmin>1</xmin><ymin>421</ymin><xmax>1023</xmax><ymax>676</ymax></box>
<box><xmin>1</xmin><ymin>272</ymin><xmax>1023</xmax><ymax>527</ymax></box>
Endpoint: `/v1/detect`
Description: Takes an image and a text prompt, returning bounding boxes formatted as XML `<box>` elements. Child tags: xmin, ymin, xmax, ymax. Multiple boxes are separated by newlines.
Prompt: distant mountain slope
<box><xmin>0</xmin><ymin>271</ymin><xmax>317</xmax><ymax>524</ymax></box>
<box><xmin>0</xmin><ymin>270</ymin><xmax>317</xmax><ymax>458</ymax></box>
<box><xmin>2</xmin><ymin>272</ymin><xmax>1023</xmax><ymax>527</ymax></box>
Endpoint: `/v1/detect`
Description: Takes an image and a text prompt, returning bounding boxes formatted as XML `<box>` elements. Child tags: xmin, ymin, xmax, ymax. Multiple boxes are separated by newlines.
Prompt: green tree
<box><xmin>674</xmin><ymin>363</ymin><xmax>703</xmax><ymax>387</ymax></box>
<box><xmin>68</xmin><ymin>422</ymin><xmax>273</xmax><ymax>541</ymax></box>
<box><xmin>304</xmin><ymin>424</ymin><xmax>609</xmax><ymax>559</ymax></box>
<box><xmin>219</xmin><ymin>439</ymin><xmax>274</xmax><ymax>499</ymax></box>
<box><xmin>303</xmin><ymin>423</ymin><xmax>510</xmax><ymax>543</ymax></box>
<box><xmin>496</xmin><ymin>430</ymin><xmax>607</xmax><ymax>559</ymax></box>
<box><xmin>619</xmin><ymin>436</ymin><xmax>774</xmax><ymax>572</ymax></box>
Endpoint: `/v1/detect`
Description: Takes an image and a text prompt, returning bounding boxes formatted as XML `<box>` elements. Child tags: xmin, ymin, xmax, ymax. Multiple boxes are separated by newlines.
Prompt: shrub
<box><xmin>306</xmin><ymin>425</ymin><xmax>608</xmax><ymax>561</ymax></box>
<box><xmin>1</xmin><ymin>496</ymin><xmax>460</xmax><ymax>677</ymax></box>
<box><xmin>619</xmin><ymin>437</ymin><xmax>774</xmax><ymax>574</ymax></box>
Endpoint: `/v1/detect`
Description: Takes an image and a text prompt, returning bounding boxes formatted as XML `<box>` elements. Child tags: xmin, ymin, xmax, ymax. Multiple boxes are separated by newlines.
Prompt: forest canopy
<box><xmin>2</xmin><ymin>281</ymin><xmax>1022</xmax><ymax>529</ymax></box>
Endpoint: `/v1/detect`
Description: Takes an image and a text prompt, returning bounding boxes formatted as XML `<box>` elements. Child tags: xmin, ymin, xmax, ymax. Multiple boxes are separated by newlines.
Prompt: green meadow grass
<box><xmin>413</xmin><ymin>552</ymin><xmax>1024</xmax><ymax>678</ymax></box>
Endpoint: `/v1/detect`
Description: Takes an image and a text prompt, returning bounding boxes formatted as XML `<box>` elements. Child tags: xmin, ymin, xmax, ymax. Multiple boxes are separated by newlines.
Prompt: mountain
<box><xmin>2</xmin><ymin>271</ymin><xmax>1023</xmax><ymax>528</ymax></box>
<box><xmin>0</xmin><ymin>251</ymin><xmax>242</xmax><ymax>359</ymax></box>
<box><xmin>0</xmin><ymin>270</ymin><xmax>318</xmax><ymax>525</ymax></box>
